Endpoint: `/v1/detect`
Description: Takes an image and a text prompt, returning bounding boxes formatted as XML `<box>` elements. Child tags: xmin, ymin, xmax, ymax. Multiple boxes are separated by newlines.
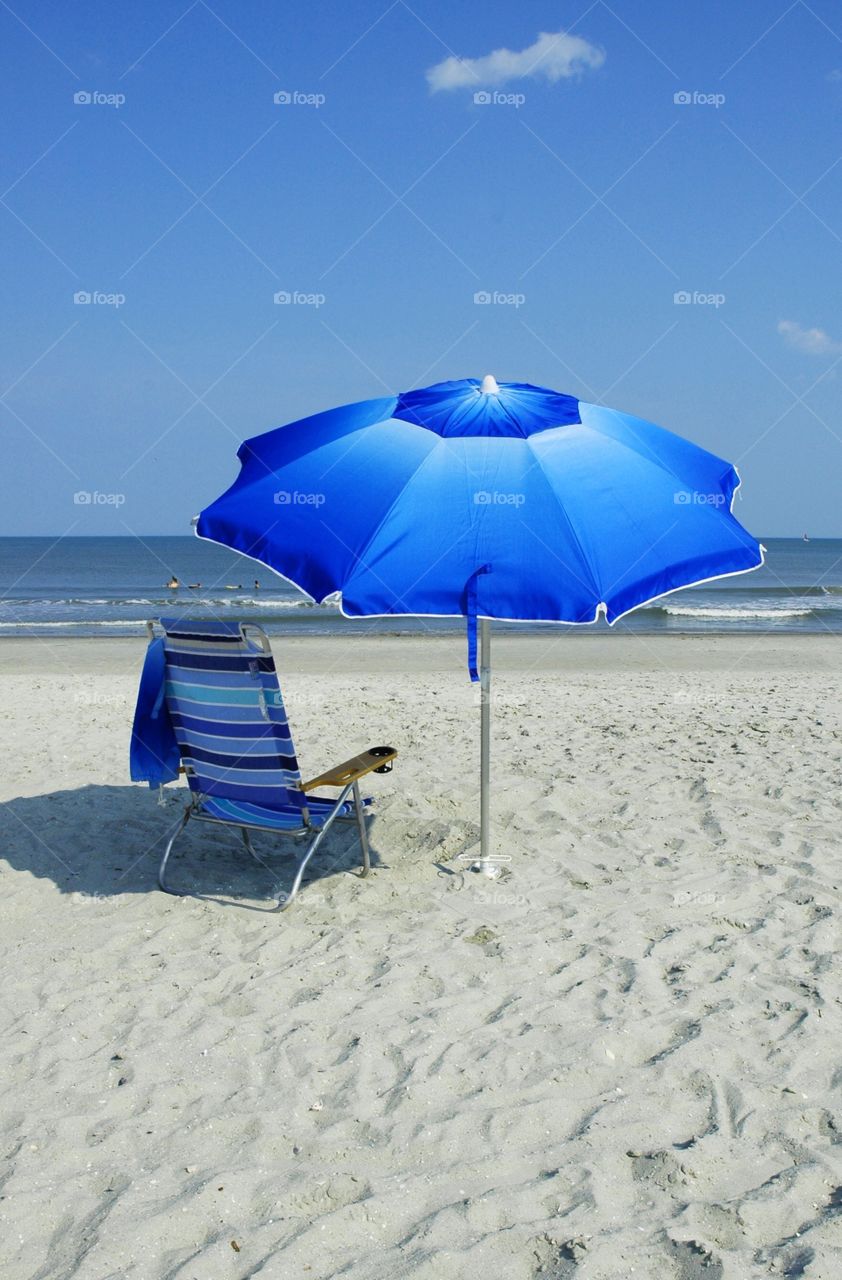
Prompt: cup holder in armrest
<box><xmin>370</xmin><ymin>745</ymin><xmax>396</xmax><ymax>773</ymax></box>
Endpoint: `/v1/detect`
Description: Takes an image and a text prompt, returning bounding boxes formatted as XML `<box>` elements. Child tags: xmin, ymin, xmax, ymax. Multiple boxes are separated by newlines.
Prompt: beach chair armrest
<box><xmin>299</xmin><ymin>746</ymin><xmax>397</xmax><ymax>792</ymax></box>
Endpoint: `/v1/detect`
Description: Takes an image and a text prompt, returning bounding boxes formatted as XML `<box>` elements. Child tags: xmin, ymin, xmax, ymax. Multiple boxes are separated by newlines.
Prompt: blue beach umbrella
<box><xmin>198</xmin><ymin>376</ymin><xmax>763</xmax><ymax>870</ymax></box>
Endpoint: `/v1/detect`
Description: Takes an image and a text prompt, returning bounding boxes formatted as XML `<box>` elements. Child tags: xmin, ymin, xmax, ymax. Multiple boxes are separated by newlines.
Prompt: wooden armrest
<box><xmin>299</xmin><ymin>746</ymin><xmax>397</xmax><ymax>792</ymax></box>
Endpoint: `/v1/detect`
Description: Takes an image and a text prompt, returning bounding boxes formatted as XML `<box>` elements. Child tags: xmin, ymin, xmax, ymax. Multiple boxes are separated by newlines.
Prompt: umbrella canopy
<box><xmin>198</xmin><ymin>376</ymin><xmax>763</xmax><ymax>867</ymax></box>
<box><xmin>199</xmin><ymin>376</ymin><xmax>761</xmax><ymax>641</ymax></box>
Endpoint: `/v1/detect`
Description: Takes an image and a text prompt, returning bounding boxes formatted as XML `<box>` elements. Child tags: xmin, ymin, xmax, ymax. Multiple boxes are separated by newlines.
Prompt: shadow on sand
<box><xmin>2</xmin><ymin>784</ymin><xmax>383</xmax><ymax>910</ymax></box>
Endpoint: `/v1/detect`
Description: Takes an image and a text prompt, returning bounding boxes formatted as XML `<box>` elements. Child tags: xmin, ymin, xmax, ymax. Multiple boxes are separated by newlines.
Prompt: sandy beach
<box><xmin>2</xmin><ymin>633</ymin><xmax>841</xmax><ymax>1279</ymax></box>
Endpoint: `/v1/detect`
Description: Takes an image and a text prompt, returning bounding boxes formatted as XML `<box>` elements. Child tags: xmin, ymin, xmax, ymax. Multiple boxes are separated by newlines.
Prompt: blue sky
<box><xmin>1</xmin><ymin>0</ymin><xmax>841</xmax><ymax>536</ymax></box>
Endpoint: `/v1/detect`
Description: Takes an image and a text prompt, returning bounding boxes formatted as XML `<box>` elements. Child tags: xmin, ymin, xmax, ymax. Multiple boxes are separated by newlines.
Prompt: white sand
<box><xmin>2</xmin><ymin>634</ymin><xmax>841</xmax><ymax>1279</ymax></box>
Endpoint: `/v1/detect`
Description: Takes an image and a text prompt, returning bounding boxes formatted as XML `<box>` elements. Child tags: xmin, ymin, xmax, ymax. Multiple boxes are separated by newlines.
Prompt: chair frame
<box><xmin>150</xmin><ymin>621</ymin><xmax>395</xmax><ymax>910</ymax></box>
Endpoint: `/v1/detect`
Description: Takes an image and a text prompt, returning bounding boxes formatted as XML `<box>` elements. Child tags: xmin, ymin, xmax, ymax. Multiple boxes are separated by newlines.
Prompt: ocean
<box><xmin>1</xmin><ymin>536</ymin><xmax>840</xmax><ymax>637</ymax></box>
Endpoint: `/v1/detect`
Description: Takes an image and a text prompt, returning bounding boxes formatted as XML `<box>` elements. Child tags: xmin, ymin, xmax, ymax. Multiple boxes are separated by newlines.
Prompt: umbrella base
<box><xmin>471</xmin><ymin>859</ymin><xmax>501</xmax><ymax>878</ymax></box>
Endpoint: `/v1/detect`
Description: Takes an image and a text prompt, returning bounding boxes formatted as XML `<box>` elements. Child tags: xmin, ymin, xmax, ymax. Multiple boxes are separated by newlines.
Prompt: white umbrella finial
<box><xmin>480</xmin><ymin>374</ymin><xmax>500</xmax><ymax>395</ymax></box>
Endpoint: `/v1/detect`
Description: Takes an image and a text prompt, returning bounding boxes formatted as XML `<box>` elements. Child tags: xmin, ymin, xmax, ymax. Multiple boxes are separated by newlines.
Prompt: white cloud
<box><xmin>426</xmin><ymin>29</ymin><xmax>605</xmax><ymax>93</ymax></box>
<box><xmin>778</xmin><ymin>319</ymin><xmax>842</xmax><ymax>356</ymax></box>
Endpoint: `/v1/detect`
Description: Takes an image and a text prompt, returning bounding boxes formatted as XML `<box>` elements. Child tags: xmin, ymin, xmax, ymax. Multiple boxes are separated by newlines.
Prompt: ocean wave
<box><xmin>233</xmin><ymin>596</ymin><xmax>334</xmax><ymax>609</ymax></box>
<box><xmin>151</xmin><ymin>596</ymin><xmax>330</xmax><ymax>610</ymax></box>
<box><xmin>0</xmin><ymin>619</ymin><xmax>147</xmax><ymax>629</ymax></box>
<box><xmin>666</xmin><ymin>585</ymin><xmax>842</xmax><ymax>599</ymax></box>
<box><xmin>0</xmin><ymin>597</ymin><xmax>117</xmax><ymax>607</ymax></box>
<box><xmin>0</xmin><ymin>594</ymin><xmax>325</xmax><ymax>611</ymax></box>
<box><xmin>662</xmin><ymin>605</ymin><xmax>814</xmax><ymax>620</ymax></box>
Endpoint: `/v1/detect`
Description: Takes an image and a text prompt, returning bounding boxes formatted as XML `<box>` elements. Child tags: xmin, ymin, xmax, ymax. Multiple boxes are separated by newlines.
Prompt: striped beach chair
<box><xmin>152</xmin><ymin>617</ymin><xmax>396</xmax><ymax>909</ymax></box>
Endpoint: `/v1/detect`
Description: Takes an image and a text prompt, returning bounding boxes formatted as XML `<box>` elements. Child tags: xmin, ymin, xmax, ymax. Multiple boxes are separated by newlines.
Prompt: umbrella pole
<box><xmin>477</xmin><ymin>617</ymin><xmax>497</xmax><ymax>876</ymax></box>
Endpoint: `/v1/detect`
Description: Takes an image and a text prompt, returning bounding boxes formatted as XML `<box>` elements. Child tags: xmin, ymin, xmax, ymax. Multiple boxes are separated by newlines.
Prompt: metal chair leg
<box><xmin>279</xmin><ymin>783</ymin><xmax>354</xmax><ymax>910</ymax></box>
<box><xmin>353</xmin><ymin>781</ymin><xmax>371</xmax><ymax>877</ymax></box>
<box><xmin>157</xmin><ymin>787</ymin><xmax>371</xmax><ymax>910</ymax></box>
<box><xmin>158</xmin><ymin>804</ymin><xmax>192</xmax><ymax>894</ymax></box>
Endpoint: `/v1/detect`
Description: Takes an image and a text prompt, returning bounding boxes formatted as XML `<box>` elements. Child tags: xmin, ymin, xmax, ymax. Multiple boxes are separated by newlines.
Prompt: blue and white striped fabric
<box><xmin>160</xmin><ymin>617</ymin><xmax>306</xmax><ymax>810</ymax></box>
<box><xmin>199</xmin><ymin>793</ymin><xmax>355</xmax><ymax>829</ymax></box>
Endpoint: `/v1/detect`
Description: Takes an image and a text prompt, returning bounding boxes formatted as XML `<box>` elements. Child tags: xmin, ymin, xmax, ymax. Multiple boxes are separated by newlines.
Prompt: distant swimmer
<box><xmin>187</xmin><ymin>582</ymin><xmax>202</xmax><ymax>589</ymax></box>
<box><xmin>166</xmin><ymin>575</ymin><xmax>179</xmax><ymax>589</ymax></box>
<box><xmin>254</xmin><ymin>579</ymin><xmax>260</xmax><ymax>590</ymax></box>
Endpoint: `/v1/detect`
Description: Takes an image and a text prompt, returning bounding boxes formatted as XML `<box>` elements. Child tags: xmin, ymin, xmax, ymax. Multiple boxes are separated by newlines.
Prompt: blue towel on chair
<box><xmin>130</xmin><ymin>637</ymin><xmax>181</xmax><ymax>788</ymax></box>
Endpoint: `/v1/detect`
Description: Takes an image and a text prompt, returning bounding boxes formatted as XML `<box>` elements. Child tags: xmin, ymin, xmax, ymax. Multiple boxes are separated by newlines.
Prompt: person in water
<box><xmin>254</xmin><ymin>579</ymin><xmax>260</xmax><ymax>590</ymax></box>
<box><xmin>166</xmin><ymin>575</ymin><xmax>179</xmax><ymax>589</ymax></box>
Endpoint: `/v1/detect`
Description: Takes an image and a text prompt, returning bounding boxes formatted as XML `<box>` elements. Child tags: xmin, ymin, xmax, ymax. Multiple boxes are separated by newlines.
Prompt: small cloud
<box><xmin>778</xmin><ymin>319</ymin><xmax>842</xmax><ymax>356</ymax></box>
<box><xmin>827</xmin><ymin>68</ymin><xmax>842</xmax><ymax>82</ymax></box>
<box><xmin>426</xmin><ymin>29</ymin><xmax>605</xmax><ymax>93</ymax></box>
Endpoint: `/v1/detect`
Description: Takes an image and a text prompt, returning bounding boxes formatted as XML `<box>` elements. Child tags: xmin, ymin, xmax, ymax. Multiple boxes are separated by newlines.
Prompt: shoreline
<box><xmin>0</xmin><ymin>630</ymin><xmax>837</xmax><ymax>676</ymax></box>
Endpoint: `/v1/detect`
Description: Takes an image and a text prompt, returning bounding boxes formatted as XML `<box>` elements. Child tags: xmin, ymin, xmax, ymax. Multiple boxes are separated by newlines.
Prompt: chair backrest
<box><xmin>158</xmin><ymin>617</ymin><xmax>305</xmax><ymax>808</ymax></box>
